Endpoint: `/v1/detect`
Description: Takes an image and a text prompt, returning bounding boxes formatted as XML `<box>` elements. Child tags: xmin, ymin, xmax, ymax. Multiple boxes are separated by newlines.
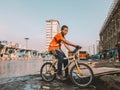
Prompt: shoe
<box><xmin>65</xmin><ymin>74</ymin><xmax>70</xmax><ymax>77</ymax></box>
<box><xmin>64</xmin><ymin>75</ymin><xmax>70</xmax><ymax>80</ymax></box>
<box><xmin>61</xmin><ymin>77</ymin><xmax>67</xmax><ymax>80</ymax></box>
<box><xmin>56</xmin><ymin>75</ymin><xmax>67</xmax><ymax>80</ymax></box>
<box><xmin>65</xmin><ymin>75</ymin><xmax>70</xmax><ymax>79</ymax></box>
<box><xmin>56</xmin><ymin>75</ymin><xmax>62</xmax><ymax>79</ymax></box>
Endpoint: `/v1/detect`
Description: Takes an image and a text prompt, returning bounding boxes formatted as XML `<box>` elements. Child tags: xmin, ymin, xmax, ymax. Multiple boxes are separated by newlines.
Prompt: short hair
<box><xmin>61</xmin><ymin>25</ymin><xmax>68</xmax><ymax>30</ymax></box>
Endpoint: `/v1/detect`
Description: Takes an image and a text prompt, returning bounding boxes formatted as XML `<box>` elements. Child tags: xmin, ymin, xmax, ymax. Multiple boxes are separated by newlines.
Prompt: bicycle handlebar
<box><xmin>69</xmin><ymin>46</ymin><xmax>82</xmax><ymax>54</ymax></box>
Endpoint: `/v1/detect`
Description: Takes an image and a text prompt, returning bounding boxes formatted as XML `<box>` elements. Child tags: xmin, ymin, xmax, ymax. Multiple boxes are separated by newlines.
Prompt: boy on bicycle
<box><xmin>48</xmin><ymin>25</ymin><xmax>81</xmax><ymax>80</ymax></box>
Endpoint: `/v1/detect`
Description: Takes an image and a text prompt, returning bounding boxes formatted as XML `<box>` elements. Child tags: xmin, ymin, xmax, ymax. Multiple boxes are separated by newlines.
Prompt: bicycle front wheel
<box><xmin>70</xmin><ymin>63</ymin><xmax>94</xmax><ymax>87</ymax></box>
<box><xmin>40</xmin><ymin>62</ymin><xmax>56</xmax><ymax>82</ymax></box>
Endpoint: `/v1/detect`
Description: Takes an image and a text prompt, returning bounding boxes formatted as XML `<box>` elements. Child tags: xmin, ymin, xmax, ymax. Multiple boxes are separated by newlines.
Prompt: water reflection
<box><xmin>0</xmin><ymin>60</ymin><xmax>44</xmax><ymax>78</ymax></box>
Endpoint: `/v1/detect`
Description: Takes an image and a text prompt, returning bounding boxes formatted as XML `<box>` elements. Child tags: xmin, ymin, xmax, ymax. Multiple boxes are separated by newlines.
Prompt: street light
<box><xmin>24</xmin><ymin>38</ymin><xmax>29</xmax><ymax>49</ymax></box>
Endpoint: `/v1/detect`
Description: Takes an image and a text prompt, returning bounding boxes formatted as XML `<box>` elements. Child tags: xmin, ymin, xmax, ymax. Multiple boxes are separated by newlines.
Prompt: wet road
<box><xmin>1</xmin><ymin>59</ymin><xmax>120</xmax><ymax>90</ymax></box>
<box><xmin>0</xmin><ymin>60</ymin><xmax>96</xmax><ymax>90</ymax></box>
<box><xmin>0</xmin><ymin>60</ymin><xmax>44</xmax><ymax>78</ymax></box>
<box><xmin>0</xmin><ymin>74</ymin><xmax>96</xmax><ymax>90</ymax></box>
<box><xmin>0</xmin><ymin>60</ymin><xmax>92</xmax><ymax>78</ymax></box>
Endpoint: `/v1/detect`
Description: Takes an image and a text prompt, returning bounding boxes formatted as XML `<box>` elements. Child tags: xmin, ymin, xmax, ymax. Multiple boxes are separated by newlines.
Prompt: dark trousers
<box><xmin>55</xmin><ymin>49</ymin><xmax>68</xmax><ymax>76</ymax></box>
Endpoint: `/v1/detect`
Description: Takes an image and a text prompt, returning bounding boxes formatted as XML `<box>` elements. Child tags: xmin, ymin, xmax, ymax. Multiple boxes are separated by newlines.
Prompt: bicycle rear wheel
<box><xmin>70</xmin><ymin>63</ymin><xmax>94</xmax><ymax>87</ymax></box>
<box><xmin>40</xmin><ymin>62</ymin><xmax>56</xmax><ymax>82</ymax></box>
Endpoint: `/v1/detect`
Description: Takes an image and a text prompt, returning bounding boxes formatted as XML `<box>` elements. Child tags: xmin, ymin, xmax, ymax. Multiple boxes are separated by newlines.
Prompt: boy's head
<box><xmin>61</xmin><ymin>25</ymin><xmax>68</xmax><ymax>35</ymax></box>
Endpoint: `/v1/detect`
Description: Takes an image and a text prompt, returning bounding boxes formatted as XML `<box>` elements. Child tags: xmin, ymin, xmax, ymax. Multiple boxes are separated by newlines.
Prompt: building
<box><xmin>46</xmin><ymin>19</ymin><xmax>60</xmax><ymax>50</ymax></box>
<box><xmin>99</xmin><ymin>0</ymin><xmax>120</xmax><ymax>51</ymax></box>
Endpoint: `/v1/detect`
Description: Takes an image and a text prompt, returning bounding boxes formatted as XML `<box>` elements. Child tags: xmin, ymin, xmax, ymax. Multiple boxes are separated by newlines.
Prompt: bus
<box><xmin>68</xmin><ymin>50</ymin><xmax>88</xmax><ymax>60</ymax></box>
<box><xmin>79</xmin><ymin>51</ymin><xmax>88</xmax><ymax>60</ymax></box>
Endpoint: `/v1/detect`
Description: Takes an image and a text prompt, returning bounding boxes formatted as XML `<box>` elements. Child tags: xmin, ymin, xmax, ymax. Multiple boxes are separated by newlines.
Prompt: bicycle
<box><xmin>40</xmin><ymin>47</ymin><xmax>94</xmax><ymax>87</ymax></box>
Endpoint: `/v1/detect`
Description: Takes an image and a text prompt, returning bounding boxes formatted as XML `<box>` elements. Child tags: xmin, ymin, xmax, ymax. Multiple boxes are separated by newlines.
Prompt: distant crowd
<box><xmin>92</xmin><ymin>42</ymin><xmax>120</xmax><ymax>62</ymax></box>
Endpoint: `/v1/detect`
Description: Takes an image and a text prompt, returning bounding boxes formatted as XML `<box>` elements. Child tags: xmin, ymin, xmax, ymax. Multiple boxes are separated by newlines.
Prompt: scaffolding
<box><xmin>100</xmin><ymin>0</ymin><xmax>119</xmax><ymax>33</ymax></box>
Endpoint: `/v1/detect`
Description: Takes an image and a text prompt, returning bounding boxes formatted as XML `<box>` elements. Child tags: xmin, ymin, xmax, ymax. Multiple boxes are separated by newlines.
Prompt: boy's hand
<box><xmin>76</xmin><ymin>45</ymin><xmax>82</xmax><ymax>49</ymax></box>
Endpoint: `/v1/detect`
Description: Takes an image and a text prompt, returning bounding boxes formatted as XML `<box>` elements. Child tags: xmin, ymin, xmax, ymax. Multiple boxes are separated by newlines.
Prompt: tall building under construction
<box><xmin>99</xmin><ymin>0</ymin><xmax>120</xmax><ymax>51</ymax></box>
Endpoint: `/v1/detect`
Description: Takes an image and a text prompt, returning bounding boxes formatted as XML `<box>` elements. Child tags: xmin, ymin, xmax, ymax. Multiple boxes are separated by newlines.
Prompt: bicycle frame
<box><xmin>49</xmin><ymin>49</ymin><xmax>83</xmax><ymax>75</ymax></box>
<box><xmin>41</xmin><ymin>48</ymin><xmax>94</xmax><ymax>87</ymax></box>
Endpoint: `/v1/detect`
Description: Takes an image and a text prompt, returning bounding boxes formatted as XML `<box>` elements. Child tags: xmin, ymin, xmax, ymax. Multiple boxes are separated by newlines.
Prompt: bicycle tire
<box><xmin>40</xmin><ymin>62</ymin><xmax>56</xmax><ymax>82</ymax></box>
<box><xmin>70</xmin><ymin>63</ymin><xmax>94</xmax><ymax>87</ymax></box>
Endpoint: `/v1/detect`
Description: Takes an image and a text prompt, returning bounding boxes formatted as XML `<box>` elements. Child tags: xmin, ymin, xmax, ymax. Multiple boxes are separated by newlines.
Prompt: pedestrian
<box><xmin>115</xmin><ymin>41</ymin><xmax>120</xmax><ymax>62</ymax></box>
<box><xmin>117</xmin><ymin>42</ymin><xmax>120</xmax><ymax>62</ymax></box>
<box><xmin>112</xmin><ymin>47</ymin><xmax>117</xmax><ymax>60</ymax></box>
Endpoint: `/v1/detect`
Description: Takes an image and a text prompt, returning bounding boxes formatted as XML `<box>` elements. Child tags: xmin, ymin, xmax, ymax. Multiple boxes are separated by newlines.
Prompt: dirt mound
<box><xmin>100</xmin><ymin>75</ymin><xmax>120</xmax><ymax>90</ymax></box>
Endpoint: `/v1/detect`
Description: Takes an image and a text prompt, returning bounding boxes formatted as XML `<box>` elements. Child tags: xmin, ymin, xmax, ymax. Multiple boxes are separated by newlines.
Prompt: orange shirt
<box><xmin>48</xmin><ymin>33</ymin><xmax>65</xmax><ymax>51</ymax></box>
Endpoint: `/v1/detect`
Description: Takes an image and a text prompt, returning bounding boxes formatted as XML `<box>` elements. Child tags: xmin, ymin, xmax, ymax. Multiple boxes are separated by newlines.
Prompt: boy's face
<box><xmin>61</xmin><ymin>27</ymin><xmax>68</xmax><ymax>35</ymax></box>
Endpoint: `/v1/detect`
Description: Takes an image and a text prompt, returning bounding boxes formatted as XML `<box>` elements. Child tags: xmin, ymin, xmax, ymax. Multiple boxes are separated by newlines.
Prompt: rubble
<box><xmin>100</xmin><ymin>75</ymin><xmax>120</xmax><ymax>90</ymax></box>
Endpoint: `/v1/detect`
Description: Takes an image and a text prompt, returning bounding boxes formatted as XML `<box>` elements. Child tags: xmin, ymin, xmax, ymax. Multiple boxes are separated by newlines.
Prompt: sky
<box><xmin>0</xmin><ymin>0</ymin><xmax>114</xmax><ymax>52</ymax></box>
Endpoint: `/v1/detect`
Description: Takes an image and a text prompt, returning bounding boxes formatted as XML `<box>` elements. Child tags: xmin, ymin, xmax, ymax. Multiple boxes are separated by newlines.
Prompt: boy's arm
<box><xmin>61</xmin><ymin>38</ymin><xmax>76</xmax><ymax>47</ymax></box>
<box><xmin>64</xmin><ymin>44</ymin><xmax>71</xmax><ymax>51</ymax></box>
